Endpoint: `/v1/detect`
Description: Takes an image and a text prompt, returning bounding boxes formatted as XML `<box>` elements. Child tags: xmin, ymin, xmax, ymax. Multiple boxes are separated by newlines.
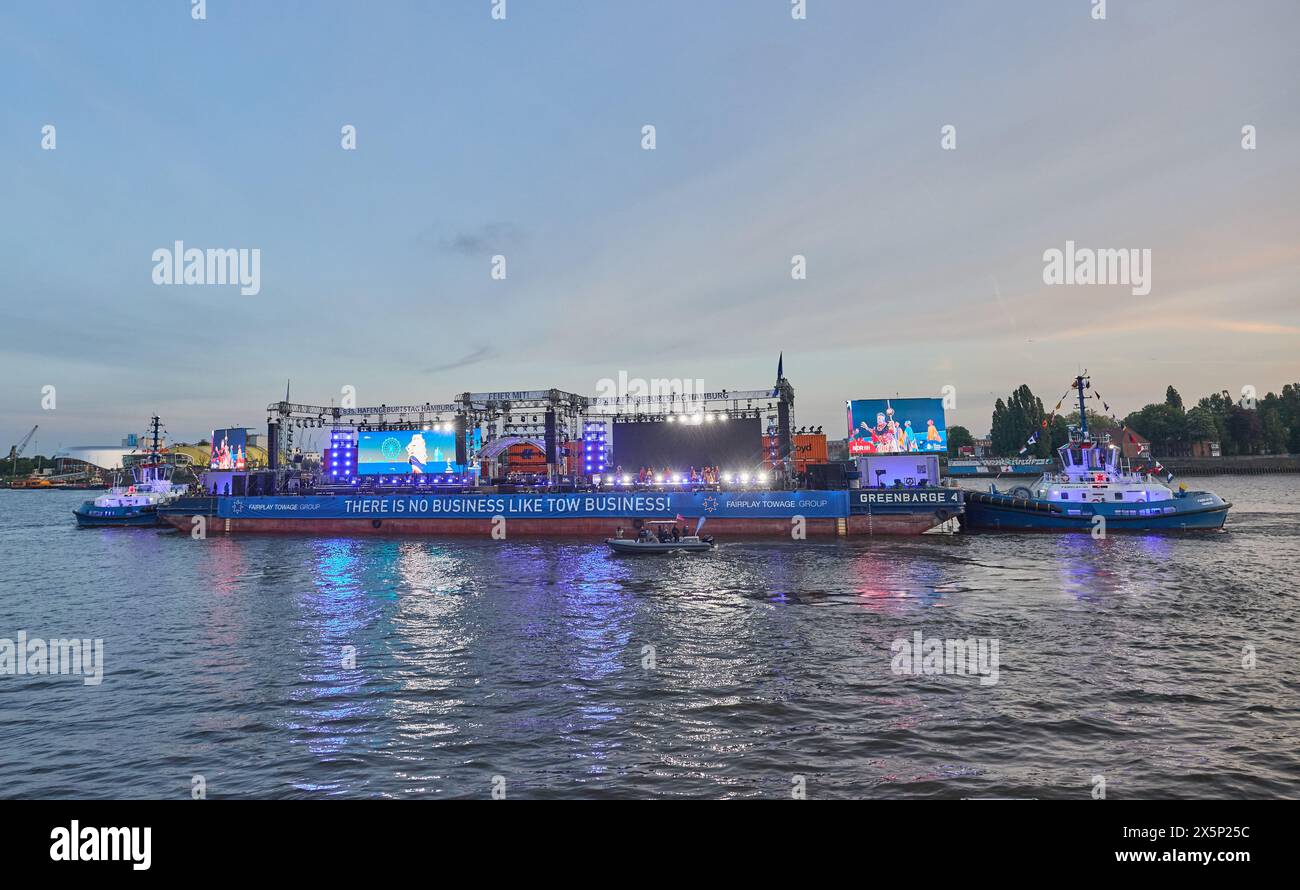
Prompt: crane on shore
<box><xmin>7</xmin><ymin>425</ymin><xmax>38</xmax><ymax>478</ymax></box>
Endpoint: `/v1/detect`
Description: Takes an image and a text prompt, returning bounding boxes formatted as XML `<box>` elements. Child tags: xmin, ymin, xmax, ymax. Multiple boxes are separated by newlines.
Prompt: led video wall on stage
<box><xmin>357</xmin><ymin>430</ymin><xmax>463</xmax><ymax>475</ymax></box>
<box><xmin>612</xmin><ymin>416</ymin><xmax>763</xmax><ymax>470</ymax></box>
<box><xmin>210</xmin><ymin>428</ymin><xmax>247</xmax><ymax>470</ymax></box>
<box><xmin>846</xmin><ymin>398</ymin><xmax>947</xmax><ymax>455</ymax></box>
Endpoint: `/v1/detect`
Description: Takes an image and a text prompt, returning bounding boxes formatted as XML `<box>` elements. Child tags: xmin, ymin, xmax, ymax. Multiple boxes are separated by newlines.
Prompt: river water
<box><xmin>1</xmin><ymin>476</ymin><xmax>1296</xmax><ymax>799</ymax></box>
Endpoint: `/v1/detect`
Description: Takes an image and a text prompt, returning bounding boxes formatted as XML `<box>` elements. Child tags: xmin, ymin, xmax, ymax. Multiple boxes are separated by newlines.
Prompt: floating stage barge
<box><xmin>166</xmin><ymin>371</ymin><xmax>964</xmax><ymax>538</ymax></box>
<box><xmin>160</xmin><ymin>487</ymin><xmax>962</xmax><ymax>537</ymax></box>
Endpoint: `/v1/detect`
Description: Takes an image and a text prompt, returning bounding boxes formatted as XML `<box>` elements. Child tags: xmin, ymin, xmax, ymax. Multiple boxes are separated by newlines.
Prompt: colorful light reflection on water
<box><xmin>1</xmin><ymin>477</ymin><xmax>1296</xmax><ymax>798</ymax></box>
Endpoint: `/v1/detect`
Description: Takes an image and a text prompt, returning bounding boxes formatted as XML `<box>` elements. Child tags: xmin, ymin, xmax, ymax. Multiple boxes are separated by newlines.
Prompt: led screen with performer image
<box><xmin>357</xmin><ymin>430</ymin><xmax>463</xmax><ymax>475</ymax></box>
<box><xmin>846</xmin><ymin>398</ymin><xmax>947</xmax><ymax>455</ymax></box>
<box><xmin>209</xmin><ymin>428</ymin><xmax>248</xmax><ymax>470</ymax></box>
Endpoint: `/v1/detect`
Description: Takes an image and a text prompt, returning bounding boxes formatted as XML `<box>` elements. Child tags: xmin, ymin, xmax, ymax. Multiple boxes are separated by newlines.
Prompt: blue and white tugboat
<box><xmin>73</xmin><ymin>416</ymin><xmax>186</xmax><ymax>528</ymax></box>
<box><xmin>961</xmin><ymin>375</ymin><xmax>1230</xmax><ymax>532</ymax></box>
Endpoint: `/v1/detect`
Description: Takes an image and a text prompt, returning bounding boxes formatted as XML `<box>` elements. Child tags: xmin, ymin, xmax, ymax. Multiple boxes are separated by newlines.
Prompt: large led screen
<box><xmin>357</xmin><ymin>429</ymin><xmax>463</xmax><ymax>475</ymax></box>
<box><xmin>612</xmin><ymin>415</ymin><xmax>763</xmax><ymax>471</ymax></box>
<box><xmin>846</xmin><ymin>398</ymin><xmax>947</xmax><ymax>455</ymax></box>
<box><xmin>210</xmin><ymin>428</ymin><xmax>248</xmax><ymax>470</ymax></box>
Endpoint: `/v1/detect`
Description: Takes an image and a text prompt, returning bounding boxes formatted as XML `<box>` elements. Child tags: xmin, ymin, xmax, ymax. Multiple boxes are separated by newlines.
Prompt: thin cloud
<box><xmin>437</xmin><ymin>223</ymin><xmax>523</xmax><ymax>256</ymax></box>
<box><xmin>424</xmin><ymin>345</ymin><xmax>494</xmax><ymax>374</ymax></box>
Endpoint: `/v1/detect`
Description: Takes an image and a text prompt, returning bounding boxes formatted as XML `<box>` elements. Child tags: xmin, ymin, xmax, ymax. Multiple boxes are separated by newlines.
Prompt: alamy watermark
<box><xmin>891</xmin><ymin>631</ymin><xmax>999</xmax><ymax>686</ymax></box>
<box><xmin>1</xmin><ymin>631</ymin><xmax>104</xmax><ymax>686</ymax></box>
<box><xmin>592</xmin><ymin>372</ymin><xmax>708</xmax><ymax>413</ymax></box>
<box><xmin>1043</xmin><ymin>240</ymin><xmax>1151</xmax><ymax>297</ymax></box>
<box><xmin>152</xmin><ymin>241</ymin><xmax>261</xmax><ymax>295</ymax></box>
<box><xmin>49</xmin><ymin>821</ymin><xmax>150</xmax><ymax>870</ymax></box>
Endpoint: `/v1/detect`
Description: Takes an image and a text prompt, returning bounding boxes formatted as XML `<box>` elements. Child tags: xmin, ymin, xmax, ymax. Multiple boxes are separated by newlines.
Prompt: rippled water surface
<box><xmin>2</xmin><ymin>476</ymin><xmax>1298</xmax><ymax>799</ymax></box>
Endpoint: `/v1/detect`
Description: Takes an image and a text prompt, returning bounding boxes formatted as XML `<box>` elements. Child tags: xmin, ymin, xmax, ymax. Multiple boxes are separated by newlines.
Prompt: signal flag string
<box><xmin>1017</xmin><ymin>386</ymin><xmax>1073</xmax><ymax>456</ymax></box>
<box><xmin>1090</xmin><ymin>389</ymin><xmax>1174</xmax><ymax>483</ymax></box>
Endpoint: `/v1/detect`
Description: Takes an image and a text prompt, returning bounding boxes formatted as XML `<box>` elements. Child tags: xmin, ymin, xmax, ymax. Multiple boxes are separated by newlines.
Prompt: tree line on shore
<box><xmin>959</xmin><ymin>383</ymin><xmax>1300</xmax><ymax>459</ymax></box>
<box><xmin>3</xmin><ymin>456</ymin><xmax>55</xmax><ymax>479</ymax></box>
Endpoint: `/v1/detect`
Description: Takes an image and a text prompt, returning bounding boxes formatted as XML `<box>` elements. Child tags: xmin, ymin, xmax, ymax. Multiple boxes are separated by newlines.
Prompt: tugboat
<box><xmin>961</xmin><ymin>375</ymin><xmax>1230</xmax><ymax>532</ymax></box>
<box><xmin>73</xmin><ymin>417</ymin><xmax>186</xmax><ymax>527</ymax></box>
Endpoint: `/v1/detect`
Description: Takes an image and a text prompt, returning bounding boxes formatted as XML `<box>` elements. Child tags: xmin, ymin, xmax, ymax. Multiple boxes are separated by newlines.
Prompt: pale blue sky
<box><xmin>2</xmin><ymin>0</ymin><xmax>1297</xmax><ymax>451</ymax></box>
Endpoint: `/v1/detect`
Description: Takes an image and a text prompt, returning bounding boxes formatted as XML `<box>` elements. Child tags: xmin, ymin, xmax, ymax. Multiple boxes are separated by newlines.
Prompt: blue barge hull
<box><xmin>158</xmin><ymin>488</ymin><xmax>964</xmax><ymax>536</ymax></box>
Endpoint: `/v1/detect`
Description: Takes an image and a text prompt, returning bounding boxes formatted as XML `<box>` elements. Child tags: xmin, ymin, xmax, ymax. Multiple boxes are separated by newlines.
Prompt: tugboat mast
<box><xmin>148</xmin><ymin>415</ymin><xmax>162</xmax><ymax>462</ymax></box>
<box><xmin>1075</xmin><ymin>372</ymin><xmax>1090</xmax><ymax>436</ymax></box>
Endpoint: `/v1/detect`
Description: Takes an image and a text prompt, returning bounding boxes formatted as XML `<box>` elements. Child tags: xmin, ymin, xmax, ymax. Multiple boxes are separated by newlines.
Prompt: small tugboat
<box><xmin>961</xmin><ymin>374</ymin><xmax>1230</xmax><ymax>532</ymax></box>
<box><xmin>74</xmin><ymin>416</ymin><xmax>186</xmax><ymax>528</ymax></box>
<box><xmin>606</xmin><ymin>521</ymin><xmax>715</xmax><ymax>554</ymax></box>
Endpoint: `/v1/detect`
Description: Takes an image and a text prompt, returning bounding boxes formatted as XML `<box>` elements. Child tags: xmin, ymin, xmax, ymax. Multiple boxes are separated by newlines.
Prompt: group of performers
<box><xmin>627</xmin><ymin>465</ymin><xmax>724</xmax><ymax>484</ymax></box>
<box><xmin>210</xmin><ymin>434</ymin><xmax>246</xmax><ymax>471</ymax></box>
<box><xmin>853</xmin><ymin>406</ymin><xmax>943</xmax><ymax>454</ymax></box>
